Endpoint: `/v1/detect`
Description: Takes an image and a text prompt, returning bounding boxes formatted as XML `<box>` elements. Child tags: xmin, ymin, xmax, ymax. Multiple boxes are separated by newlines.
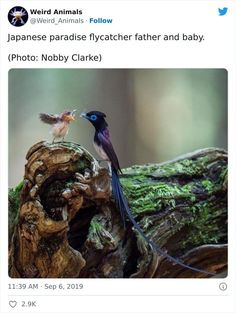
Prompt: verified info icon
<box><xmin>218</xmin><ymin>7</ymin><xmax>228</xmax><ymax>16</ymax></box>
<box><xmin>8</xmin><ymin>6</ymin><xmax>28</xmax><ymax>26</ymax></box>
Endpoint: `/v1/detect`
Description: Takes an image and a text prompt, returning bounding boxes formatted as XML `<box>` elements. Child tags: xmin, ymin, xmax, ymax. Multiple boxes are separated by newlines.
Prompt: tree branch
<box><xmin>9</xmin><ymin>142</ymin><xmax>227</xmax><ymax>278</ymax></box>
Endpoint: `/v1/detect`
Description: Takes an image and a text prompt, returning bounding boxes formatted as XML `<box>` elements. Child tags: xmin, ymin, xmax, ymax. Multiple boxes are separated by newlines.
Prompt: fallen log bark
<box><xmin>9</xmin><ymin>142</ymin><xmax>227</xmax><ymax>278</ymax></box>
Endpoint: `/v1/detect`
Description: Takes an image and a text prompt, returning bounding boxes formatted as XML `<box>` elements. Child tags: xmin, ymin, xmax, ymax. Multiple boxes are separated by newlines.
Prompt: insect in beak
<box><xmin>80</xmin><ymin>112</ymin><xmax>88</xmax><ymax>119</ymax></box>
<box><xmin>69</xmin><ymin>110</ymin><xmax>77</xmax><ymax>121</ymax></box>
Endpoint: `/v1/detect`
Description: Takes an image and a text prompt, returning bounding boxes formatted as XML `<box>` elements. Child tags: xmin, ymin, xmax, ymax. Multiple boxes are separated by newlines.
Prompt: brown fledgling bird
<box><xmin>39</xmin><ymin>110</ymin><xmax>76</xmax><ymax>143</ymax></box>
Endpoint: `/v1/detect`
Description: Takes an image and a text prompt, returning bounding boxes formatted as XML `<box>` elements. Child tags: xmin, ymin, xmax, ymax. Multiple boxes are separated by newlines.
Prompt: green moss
<box><xmin>9</xmin><ymin>181</ymin><xmax>23</xmax><ymax>227</ymax></box>
<box><xmin>120</xmin><ymin>154</ymin><xmax>227</xmax><ymax>251</ymax></box>
<box><xmin>122</xmin><ymin>156</ymin><xmax>213</xmax><ymax>180</ymax></box>
<box><xmin>122</xmin><ymin>164</ymin><xmax>159</xmax><ymax>176</ymax></box>
<box><xmin>14</xmin><ymin>181</ymin><xmax>24</xmax><ymax>193</ymax></box>
<box><xmin>87</xmin><ymin>220</ymin><xmax>104</xmax><ymax>250</ymax></box>
<box><xmin>141</xmin><ymin>216</ymin><xmax>154</xmax><ymax>230</ymax></box>
<box><xmin>120</xmin><ymin>177</ymin><xmax>199</xmax><ymax>215</ymax></box>
<box><xmin>90</xmin><ymin>219</ymin><xmax>103</xmax><ymax>233</ymax></box>
<box><xmin>151</xmin><ymin>159</ymin><xmax>201</xmax><ymax>177</ymax></box>
<box><xmin>87</xmin><ymin>219</ymin><xmax>114</xmax><ymax>250</ymax></box>
<box><xmin>219</xmin><ymin>167</ymin><xmax>228</xmax><ymax>188</ymax></box>
<box><xmin>201</xmin><ymin>179</ymin><xmax>215</xmax><ymax>192</ymax></box>
<box><xmin>181</xmin><ymin>201</ymin><xmax>227</xmax><ymax>248</ymax></box>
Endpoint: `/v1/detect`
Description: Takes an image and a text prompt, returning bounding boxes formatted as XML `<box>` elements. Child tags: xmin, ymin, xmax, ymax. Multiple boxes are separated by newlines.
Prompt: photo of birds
<box><xmin>38</xmin><ymin>108</ymin><xmax>214</xmax><ymax>276</ymax></box>
<box><xmin>8</xmin><ymin>69</ymin><xmax>228</xmax><ymax>279</ymax></box>
<box><xmin>79</xmin><ymin>110</ymin><xmax>214</xmax><ymax>276</ymax></box>
<box><xmin>39</xmin><ymin>110</ymin><xmax>76</xmax><ymax>143</ymax></box>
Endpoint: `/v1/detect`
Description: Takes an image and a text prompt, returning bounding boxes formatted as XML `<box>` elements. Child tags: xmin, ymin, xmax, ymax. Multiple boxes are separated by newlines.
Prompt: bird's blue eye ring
<box><xmin>90</xmin><ymin>114</ymin><xmax>97</xmax><ymax>121</ymax></box>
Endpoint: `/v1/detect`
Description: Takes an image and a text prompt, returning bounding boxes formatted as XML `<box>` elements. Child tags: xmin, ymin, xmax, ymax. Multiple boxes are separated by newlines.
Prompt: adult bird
<box><xmin>39</xmin><ymin>110</ymin><xmax>76</xmax><ymax>143</ymax></box>
<box><xmin>80</xmin><ymin>110</ymin><xmax>214</xmax><ymax>276</ymax></box>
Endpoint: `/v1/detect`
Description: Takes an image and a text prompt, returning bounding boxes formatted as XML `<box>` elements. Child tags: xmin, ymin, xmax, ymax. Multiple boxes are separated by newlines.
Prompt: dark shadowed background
<box><xmin>9</xmin><ymin>69</ymin><xmax>227</xmax><ymax>187</ymax></box>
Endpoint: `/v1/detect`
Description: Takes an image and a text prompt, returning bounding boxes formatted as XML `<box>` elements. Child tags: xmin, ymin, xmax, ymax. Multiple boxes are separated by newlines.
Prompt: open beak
<box><xmin>68</xmin><ymin>110</ymin><xmax>76</xmax><ymax>121</ymax></box>
<box><xmin>68</xmin><ymin>115</ymin><xmax>75</xmax><ymax>121</ymax></box>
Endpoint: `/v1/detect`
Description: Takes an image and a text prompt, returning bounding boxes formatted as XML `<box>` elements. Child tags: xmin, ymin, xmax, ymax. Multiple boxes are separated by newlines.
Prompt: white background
<box><xmin>0</xmin><ymin>1</ymin><xmax>236</xmax><ymax>313</ymax></box>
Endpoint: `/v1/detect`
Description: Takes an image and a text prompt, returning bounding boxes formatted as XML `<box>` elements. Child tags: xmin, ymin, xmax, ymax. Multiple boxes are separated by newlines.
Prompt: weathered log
<box><xmin>9</xmin><ymin>142</ymin><xmax>227</xmax><ymax>278</ymax></box>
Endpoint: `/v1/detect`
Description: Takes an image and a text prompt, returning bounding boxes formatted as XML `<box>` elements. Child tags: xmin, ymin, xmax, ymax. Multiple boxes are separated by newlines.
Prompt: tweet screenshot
<box><xmin>0</xmin><ymin>0</ymin><xmax>235</xmax><ymax>312</ymax></box>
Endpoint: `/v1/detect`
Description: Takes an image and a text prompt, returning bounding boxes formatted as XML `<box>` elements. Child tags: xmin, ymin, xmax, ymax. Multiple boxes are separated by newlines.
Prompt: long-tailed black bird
<box><xmin>80</xmin><ymin>110</ymin><xmax>214</xmax><ymax>276</ymax></box>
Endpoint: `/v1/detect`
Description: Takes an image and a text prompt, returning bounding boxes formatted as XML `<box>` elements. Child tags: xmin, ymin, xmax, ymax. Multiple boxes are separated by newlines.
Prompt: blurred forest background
<box><xmin>9</xmin><ymin>69</ymin><xmax>227</xmax><ymax>187</ymax></box>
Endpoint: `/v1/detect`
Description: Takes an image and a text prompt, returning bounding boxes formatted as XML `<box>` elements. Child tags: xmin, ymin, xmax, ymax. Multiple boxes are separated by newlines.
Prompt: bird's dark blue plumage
<box><xmin>81</xmin><ymin>110</ymin><xmax>214</xmax><ymax>276</ymax></box>
<box><xmin>97</xmin><ymin>129</ymin><xmax>122</xmax><ymax>174</ymax></box>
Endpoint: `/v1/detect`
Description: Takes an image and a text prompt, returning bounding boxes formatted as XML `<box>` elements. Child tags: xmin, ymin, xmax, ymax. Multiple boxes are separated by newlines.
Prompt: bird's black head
<box><xmin>80</xmin><ymin>111</ymin><xmax>108</xmax><ymax>130</ymax></box>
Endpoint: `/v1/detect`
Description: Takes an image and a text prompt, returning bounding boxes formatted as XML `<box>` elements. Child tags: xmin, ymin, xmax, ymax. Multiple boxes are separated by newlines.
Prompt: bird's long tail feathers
<box><xmin>111</xmin><ymin>166</ymin><xmax>214</xmax><ymax>276</ymax></box>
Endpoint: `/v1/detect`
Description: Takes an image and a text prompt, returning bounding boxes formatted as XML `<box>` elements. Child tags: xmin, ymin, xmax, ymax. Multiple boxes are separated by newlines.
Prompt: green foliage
<box><xmin>120</xmin><ymin>152</ymin><xmax>227</xmax><ymax>250</ymax></box>
<box><xmin>181</xmin><ymin>201</ymin><xmax>227</xmax><ymax>248</ymax></box>
<box><xmin>120</xmin><ymin>178</ymin><xmax>199</xmax><ymax>215</ymax></box>
<box><xmin>87</xmin><ymin>219</ymin><xmax>115</xmax><ymax>250</ymax></box>
<box><xmin>8</xmin><ymin>181</ymin><xmax>23</xmax><ymax>226</ymax></box>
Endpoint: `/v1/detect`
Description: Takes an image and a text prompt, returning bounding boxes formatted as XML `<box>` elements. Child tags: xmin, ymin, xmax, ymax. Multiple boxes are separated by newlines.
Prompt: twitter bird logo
<box><xmin>218</xmin><ymin>7</ymin><xmax>228</xmax><ymax>16</ymax></box>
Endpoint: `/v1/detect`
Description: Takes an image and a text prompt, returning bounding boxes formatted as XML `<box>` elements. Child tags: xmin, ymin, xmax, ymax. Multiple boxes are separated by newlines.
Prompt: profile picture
<box><xmin>8</xmin><ymin>6</ymin><xmax>28</xmax><ymax>27</ymax></box>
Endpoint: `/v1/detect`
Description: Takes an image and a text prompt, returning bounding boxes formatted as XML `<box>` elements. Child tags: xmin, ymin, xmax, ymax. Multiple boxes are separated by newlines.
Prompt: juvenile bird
<box><xmin>80</xmin><ymin>110</ymin><xmax>214</xmax><ymax>276</ymax></box>
<box><xmin>39</xmin><ymin>110</ymin><xmax>76</xmax><ymax>143</ymax></box>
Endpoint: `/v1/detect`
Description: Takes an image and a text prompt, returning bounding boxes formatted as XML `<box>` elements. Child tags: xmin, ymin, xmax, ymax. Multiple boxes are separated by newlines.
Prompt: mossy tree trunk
<box><xmin>9</xmin><ymin>142</ymin><xmax>227</xmax><ymax>278</ymax></box>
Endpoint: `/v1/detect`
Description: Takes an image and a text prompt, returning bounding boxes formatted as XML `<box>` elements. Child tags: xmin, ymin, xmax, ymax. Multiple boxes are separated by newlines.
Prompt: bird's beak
<box><xmin>70</xmin><ymin>110</ymin><xmax>76</xmax><ymax>121</ymax></box>
<box><xmin>80</xmin><ymin>112</ymin><xmax>88</xmax><ymax>119</ymax></box>
<box><xmin>67</xmin><ymin>110</ymin><xmax>76</xmax><ymax>121</ymax></box>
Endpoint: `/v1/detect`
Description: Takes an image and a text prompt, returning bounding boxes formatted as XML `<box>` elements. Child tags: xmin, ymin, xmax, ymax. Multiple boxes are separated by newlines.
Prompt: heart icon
<box><xmin>9</xmin><ymin>301</ymin><xmax>17</xmax><ymax>308</ymax></box>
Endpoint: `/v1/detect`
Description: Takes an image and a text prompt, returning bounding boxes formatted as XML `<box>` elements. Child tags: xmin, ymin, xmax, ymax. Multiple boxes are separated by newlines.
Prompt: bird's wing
<box><xmin>39</xmin><ymin>113</ymin><xmax>60</xmax><ymax>125</ymax></box>
<box><xmin>98</xmin><ymin>129</ymin><xmax>122</xmax><ymax>173</ymax></box>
